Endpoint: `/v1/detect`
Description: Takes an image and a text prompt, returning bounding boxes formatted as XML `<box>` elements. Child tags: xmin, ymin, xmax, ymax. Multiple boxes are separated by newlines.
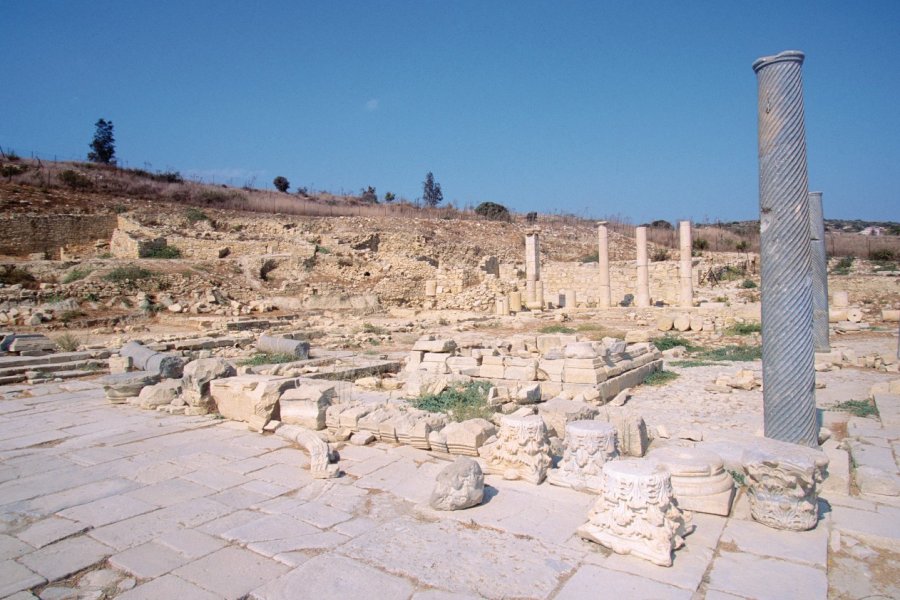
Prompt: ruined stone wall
<box><xmin>0</xmin><ymin>214</ymin><xmax>118</xmax><ymax>259</ymax></box>
<box><xmin>540</xmin><ymin>261</ymin><xmax>682</xmax><ymax>306</ymax></box>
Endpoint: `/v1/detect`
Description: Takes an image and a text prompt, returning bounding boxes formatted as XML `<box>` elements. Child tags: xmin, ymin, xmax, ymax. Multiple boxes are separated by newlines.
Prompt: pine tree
<box><xmin>88</xmin><ymin>118</ymin><xmax>116</xmax><ymax>165</ymax></box>
<box><xmin>422</xmin><ymin>171</ymin><xmax>443</xmax><ymax>207</ymax></box>
<box><xmin>273</xmin><ymin>176</ymin><xmax>290</xmax><ymax>192</ymax></box>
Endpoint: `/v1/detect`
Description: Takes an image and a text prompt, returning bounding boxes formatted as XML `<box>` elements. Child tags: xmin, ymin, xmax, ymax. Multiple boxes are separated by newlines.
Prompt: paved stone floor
<box><xmin>0</xmin><ymin>352</ymin><xmax>897</xmax><ymax>599</ymax></box>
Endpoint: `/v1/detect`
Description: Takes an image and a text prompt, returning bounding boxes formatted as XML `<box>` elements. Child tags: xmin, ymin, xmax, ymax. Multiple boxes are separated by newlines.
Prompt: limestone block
<box><xmin>689</xmin><ymin>317</ymin><xmax>704</xmax><ymax>332</ymax></box>
<box><xmin>479</xmin><ymin>364</ymin><xmax>506</xmax><ymax>379</ymax></box>
<box><xmin>9</xmin><ymin>334</ymin><xmax>56</xmax><ymax>354</ymax></box>
<box><xmin>846</xmin><ymin>308</ymin><xmax>863</xmax><ymax>323</ymax></box>
<box><xmin>339</xmin><ymin>405</ymin><xmax>374</xmax><ymax>431</ymax></box>
<box><xmin>648</xmin><ymin>447</ymin><xmax>735</xmax><ymax>516</ymax></box>
<box><xmin>882</xmin><ymin>309</ymin><xmax>900</xmax><ymax>322</ymax></box>
<box><xmin>279</xmin><ymin>381</ymin><xmax>335</xmax><ymax>430</ymax></box>
<box><xmin>428</xmin><ymin>429</ymin><xmax>449</xmax><ymax>453</ymax></box>
<box><xmin>537</xmin><ymin>397</ymin><xmax>599</xmax><ymax>438</ymax></box>
<box><xmin>563</xmin><ymin>342</ymin><xmax>596</xmax><ymax>359</ymax></box>
<box><xmin>447</xmin><ymin>357</ymin><xmax>479</xmax><ymax>374</ymax></box>
<box><xmin>210</xmin><ymin>374</ymin><xmax>300</xmax><ymax>430</ymax></box>
<box><xmin>405</xmin><ymin>350</ymin><xmax>424</xmax><ymax>372</ymax></box>
<box><xmin>108</xmin><ymin>355</ymin><xmax>132</xmax><ymax>374</ymax></box>
<box><xmin>101</xmin><ymin>371</ymin><xmax>160</xmax><ymax>403</ymax></box>
<box><xmin>412</xmin><ymin>338</ymin><xmax>458</xmax><ymax>353</ymax></box>
<box><xmin>742</xmin><ymin>441</ymin><xmax>828</xmax><ymax>531</ymax></box>
<box><xmin>828</xmin><ymin>309</ymin><xmax>847</xmax><ymax>323</ymax></box>
<box><xmin>138</xmin><ymin>379</ymin><xmax>183</xmax><ymax>409</ymax></box>
<box><xmin>257</xmin><ymin>335</ymin><xmax>310</xmax><ymax>359</ymax></box>
<box><xmin>607</xmin><ymin>412</ymin><xmax>649</xmax><ymax>457</ymax></box>
<box><xmin>444</xmin><ymin>418</ymin><xmax>496</xmax><ymax>456</ymax></box>
<box><xmin>504</xmin><ymin>360</ymin><xmax>537</xmax><ymax>381</ymax></box>
<box><xmin>624</xmin><ymin>330</ymin><xmax>651</xmax><ymax>344</ymax></box>
<box><xmin>429</xmin><ymin>457</ymin><xmax>485</xmax><ymax>511</ymax></box>
<box><xmin>832</xmin><ymin>290</ymin><xmax>849</xmax><ymax>307</ymax></box>
<box><xmin>537</xmin><ymin>358</ymin><xmax>564</xmax><ymax>382</ymax></box>
<box><xmin>547</xmin><ymin>420</ymin><xmax>617</xmax><ymax>492</ymax></box>
<box><xmin>563</xmin><ymin>367</ymin><xmax>605</xmax><ymax>385</ymax></box>
<box><xmin>423</xmin><ymin>352</ymin><xmax>452</xmax><ymax>363</ymax></box>
<box><xmin>657</xmin><ymin>316</ymin><xmax>674</xmax><ymax>332</ymax></box>
<box><xmin>577</xmin><ymin>459</ymin><xmax>693</xmax><ymax>567</ymax></box>
<box><xmin>182</xmin><ymin>358</ymin><xmax>236</xmax><ymax>407</ymax></box>
<box><xmin>480</xmin><ymin>414</ymin><xmax>552</xmax><ymax>484</ymax></box>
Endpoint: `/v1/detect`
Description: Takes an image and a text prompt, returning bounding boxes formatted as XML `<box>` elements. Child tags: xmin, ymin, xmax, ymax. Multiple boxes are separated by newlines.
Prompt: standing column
<box><xmin>808</xmin><ymin>191</ymin><xmax>829</xmax><ymax>352</ymax></box>
<box><xmin>597</xmin><ymin>221</ymin><xmax>612</xmax><ymax>308</ymax></box>
<box><xmin>753</xmin><ymin>50</ymin><xmax>817</xmax><ymax>448</ymax></box>
<box><xmin>678</xmin><ymin>221</ymin><xmax>693</xmax><ymax>307</ymax></box>
<box><xmin>635</xmin><ymin>226</ymin><xmax>650</xmax><ymax>307</ymax></box>
<box><xmin>525</xmin><ymin>228</ymin><xmax>543</xmax><ymax>309</ymax></box>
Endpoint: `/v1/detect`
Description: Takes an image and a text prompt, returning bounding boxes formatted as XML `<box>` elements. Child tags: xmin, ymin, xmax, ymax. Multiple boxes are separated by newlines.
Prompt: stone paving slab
<box><xmin>0</xmin><ymin>559</ymin><xmax>45</xmax><ymax>598</ymax></box>
<box><xmin>17</xmin><ymin>535</ymin><xmax>112</xmax><ymax>582</ymax></box>
<box><xmin>706</xmin><ymin>551</ymin><xmax>827</xmax><ymax>600</ymax></box>
<box><xmin>555</xmin><ymin>564</ymin><xmax>692</xmax><ymax>599</ymax></box>
<box><xmin>116</xmin><ymin>573</ymin><xmax>221</xmax><ymax>600</ymax></box>
<box><xmin>339</xmin><ymin>516</ymin><xmax>582</xmax><ymax>599</ymax></box>
<box><xmin>172</xmin><ymin>546</ymin><xmax>290</xmax><ymax>599</ymax></box>
<box><xmin>250</xmin><ymin>554</ymin><xmax>415</xmax><ymax>600</ymax></box>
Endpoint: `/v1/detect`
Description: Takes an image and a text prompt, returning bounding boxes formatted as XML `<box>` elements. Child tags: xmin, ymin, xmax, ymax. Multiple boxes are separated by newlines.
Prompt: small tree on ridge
<box><xmin>88</xmin><ymin>118</ymin><xmax>116</xmax><ymax>165</ymax></box>
<box><xmin>422</xmin><ymin>171</ymin><xmax>443</xmax><ymax>207</ymax></box>
<box><xmin>273</xmin><ymin>176</ymin><xmax>290</xmax><ymax>193</ymax></box>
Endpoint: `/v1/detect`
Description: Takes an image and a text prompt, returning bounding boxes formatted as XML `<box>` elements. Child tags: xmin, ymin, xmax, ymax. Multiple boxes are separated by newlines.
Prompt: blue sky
<box><xmin>2</xmin><ymin>1</ymin><xmax>898</xmax><ymax>223</ymax></box>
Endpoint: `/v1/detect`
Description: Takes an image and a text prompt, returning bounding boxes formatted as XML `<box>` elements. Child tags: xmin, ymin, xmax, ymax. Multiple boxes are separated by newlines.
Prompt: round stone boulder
<box><xmin>429</xmin><ymin>456</ymin><xmax>485</xmax><ymax>511</ymax></box>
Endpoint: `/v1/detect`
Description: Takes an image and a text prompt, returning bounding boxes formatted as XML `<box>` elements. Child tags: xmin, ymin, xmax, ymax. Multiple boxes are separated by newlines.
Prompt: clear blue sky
<box><xmin>2</xmin><ymin>1</ymin><xmax>898</xmax><ymax>223</ymax></box>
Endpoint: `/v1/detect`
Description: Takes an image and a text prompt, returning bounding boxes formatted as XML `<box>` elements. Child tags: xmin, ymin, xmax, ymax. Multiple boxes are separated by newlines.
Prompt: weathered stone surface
<box><xmin>578</xmin><ymin>459</ymin><xmax>692</xmax><ymax>567</ymax></box>
<box><xmin>210</xmin><ymin>374</ymin><xmax>300</xmax><ymax>429</ymax></box>
<box><xmin>547</xmin><ymin>420</ymin><xmax>617</xmax><ymax>492</ymax></box>
<box><xmin>742</xmin><ymin>441</ymin><xmax>828</xmax><ymax>531</ymax></box>
<box><xmin>276</xmin><ymin>424</ymin><xmax>340</xmax><ymax>478</ymax></box>
<box><xmin>429</xmin><ymin>457</ymin><xmax>484</xmax><ymax>511</ymax></box>
<box><xmin>480</xmin><ymin>414</ymin><xmax>551</xmax><ymax>484</ymax></box>
<box><xmin>250</xmin><ymin>555</ymin><xmax>413</xmax><ymax>600</ymax></box>
<box><xmin>101</xmin><ymin>371</ymin><xmax>160</xmax><ymax>402</ymax></box>
<box><xmin>538</xmin><ymin>397</ymin><xmax>598</xmax><ymax>439</ymax></box>
<box><xmin>278</xmin><ymin>381</ymin><xmax>334</xmax><ymax>430</ymax></box>
<box><xmin>120</xmin><ymin>341</ymin><xmax>185</xmax><ymax>379</ymax></box>
<box><xmin>607</xmin><ymin>412</ymin><xmax>650</xmax><ymax>457</ymax></box>
<box><xmin>257</xmin><ymin>335</ymin><xmax>310</xmax><ymax>359</ymax></box>
<box><xmin>137</xmin><ymin>379</ymin><xmax>183</xmax><ymax>409</ymax></box>
<box><xmin>443</xmin><ymin>419</ymin><xmax>495</xmax><ymax>457</ymax></box>
<box><xmin>648</xmin><ymin>446</ymin><xmax>735</xmax><ymax>516</ymax></box>
<box><xmin>182</xmin><ymin>358</ymin><xmax>236</xmax><ymax>407</ymax></box>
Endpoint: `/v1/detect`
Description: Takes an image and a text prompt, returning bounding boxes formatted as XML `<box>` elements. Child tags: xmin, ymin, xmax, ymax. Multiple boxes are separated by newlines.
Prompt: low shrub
<box><xmin>62</xmin><ymin>268</ymin><xmax>92</xmax><ymax>284</ymax></box>
<box><xmin>474</xmin><ymin>202</ymin><xmax>511</xmax><ymax>222</ymax></box>
<box><xmin>185</xmin><ymin>208</ymin><xmax>211</xmax><ymax>224</ymax></box>
<box><xmin>651</xmin><ymin>248</ymin><xmax>670</xmax><ymax>262</ymax></box>
<box><xmin>725</xmin><ymin>322</ymin><xmax>761</xmax><ymax>336</ymax></box>
<box><xmin>643</xmin><ymin>370</ymin><xmax>679</xmax><ymax>386</ymax></box>
<box><xmin>103</xmin><ymin>266</ymin><xmax>154</xmax><ymax>282</ymax></box>
<box><xmin>55</xmin><ymin>333</ymin><xmax>81</xmax><ymax>352</ymax></box>
<box><xmin>831</xmin><ymin>256</ymin><xmax>854</xmax><ymax>275</ymax></box>
<box><xmin>239</xmin><ymin>352</ymin><xmax>297</xmax><ymax>366</ymax></box>
<box><xmin>696</xmin><ymin>344</ymin><xmax>762</xmax><ymax>362</ymax></box>
<box><xmin>869</xmin><ymin>248</ymin><xmax>896</xmax><ymax>262</ymax></box>
<box><xmin>539</xmin><ymin>324</ymin><xmax>575</xmax><ymax>334</ymax></box>
<box><xmin>58</xmin><ymin>169</ymin><xmax>93</xmax><ymax>190</ymax></box>
<box><xmin>411</xmin><ymin>381</ymin><xmax>493</xmax><ymax>422</ymax></box>
<box><xmin>832</xmin><ymin>398</ymin><xmax>878</xmax><ymax>418</ymax></box>
<box><xmin>0</xmin><ymin>265</ymin><xmax>37</xmax><ymax>287</ymax></box>
<box><xmin>740</xmin><ymin>278</ymin><xmax>757</xmax><ymax>289</ymax></box>
<box><xmin>143</xmin><ymin>246</ymin><xmax>182</xmax><ymax>259</ymax></box>
<box><xmin>653</xmin><ymin>335</ymin><xmax>696</xmax><ymax>351</ymax></box>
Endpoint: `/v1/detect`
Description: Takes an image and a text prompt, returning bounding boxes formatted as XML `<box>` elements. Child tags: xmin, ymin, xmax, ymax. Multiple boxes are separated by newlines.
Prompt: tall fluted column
<box><xmin>597</xmin><ymin>221</ymin><xmax>611</xmax><ymax>308</ymax></box>
<box><xmin>525</xmin><ymin>228</ymin><xmax>543</xmax><ymax>309</ymax></box>
<box><xmin>635</xmin><ymin>226</ymin><xmax>650</xmax><ymax>307</ymax></box>
<box><xmin>753</xmin><ymin>50</ymin><xmax>817</xmax><ymax>447</ymax></box>
<box><xmin>678</xmin><ymin>220</ymin><xmax>693</xmax><ymax>307</ymax></box>
<box><xmin>808</xmin><ymin>191</ymin><xmax>829</xmax><ymax>352</ymax></box>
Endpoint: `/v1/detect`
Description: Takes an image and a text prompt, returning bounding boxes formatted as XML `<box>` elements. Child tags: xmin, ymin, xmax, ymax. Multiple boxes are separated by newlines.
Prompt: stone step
<box><xmin>0</xmin><ymin>357</ymin><xmax>107</xmax><ymax>378</ymax></box>
<box><xmin>28</xmin><ymin>369</ymin><xmax>105</xmax><ymax>383</ymax></box>
<box><xmin>0</xmin><ymin>350</ymin><xmax>107</xmax><ymax>369</ymax></box>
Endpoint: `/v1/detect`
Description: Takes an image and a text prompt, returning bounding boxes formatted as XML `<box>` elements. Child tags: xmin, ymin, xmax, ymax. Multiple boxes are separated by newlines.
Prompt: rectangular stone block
<box><xmin>563</xmin><ymin>368</ymin><xmax>604</xmax><ymax>384</ymax></box>
<box><xmin>279</xmin><ymin>381</ymin><xmax>335</xmax><ymax>430</ymax></box>
<box><xmin>479</xmin><ymin>365</ymin><xmax>505</xmax><ymax>379</ymax></box>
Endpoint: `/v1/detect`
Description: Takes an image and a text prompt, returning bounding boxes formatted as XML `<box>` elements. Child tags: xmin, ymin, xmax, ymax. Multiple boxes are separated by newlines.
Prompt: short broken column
<box><xmin>508</xmin><ymin>290</ymin><xmax>522</xmax><ymax>313</ymax></box>
<box><xmin>678</xmin><ymin>220</ymin><xmax>693</xmax><ymax>308</ymax></box>
<box><xmin>635</xmin><ymin>226</ymin><xmax>650</xmax><ymax>308</ymax></box>
<box><xmin>753</xmin><ymin>50</ymin><xmax>817</xmax><ymax>447</ymax></box>
<box><xmin>577</xmin><ymin>459</ymin><xmax>692</xmax><ymax>567</ymax></box>
<box><xmin>257</xmin><ymin>335</ymin><xmax>310</xmax><ymax>359</ymax></box>
<box><xmin>547</xmin><ymin>420</ymin><xmax>617</xmax><ymax>492</ymax></box>
<box><xmin>808</xmin><ymin>191</ymin><xmax>829</xmax><ymax>352</ymax></box>
<box><xmin>648</xmin><ymin>446</ymin><xmax>735</xmax><ymax>516</ymax></box>
<box><xmin>597</xmin><ymin>221</ymin><xmax>611</xmax><ymax>308</ymax></box>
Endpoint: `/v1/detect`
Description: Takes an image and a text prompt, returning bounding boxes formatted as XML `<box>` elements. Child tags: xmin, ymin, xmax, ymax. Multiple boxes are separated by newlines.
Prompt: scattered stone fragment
<box><xmin>429</xmin><ymin>456</ymin><xmax>485</xmax><ymax>511</ymax></box>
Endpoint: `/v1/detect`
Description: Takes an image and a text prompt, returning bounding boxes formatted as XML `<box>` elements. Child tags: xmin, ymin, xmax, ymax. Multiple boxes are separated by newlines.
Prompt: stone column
<box><xmin>635</xmin><ymin>226</ymin><xmax>650</xmax><ymax>307</ymax></box>
<box><xmin>678</xmin><ymin>220</ymin><xmax>693</xmax><ymax>307</ymax></box>
<box><xmin>808</xmin><ymin>191</ymin><xmax>829</xmax><ymax>352</ymax></box>
<box><xmin>753</xmin><ymin>50</ymin><xmax>817</xmax><ymax>447</ymax></box>
<box><xmin>525</xmin><ymin>228</ymin><xmax>543</xmax><ymax>309</ymax></box>
<box><xmin>597</xmin><ymin>221</ymin><xmax>611</xmax><ymax>307</ymax></box>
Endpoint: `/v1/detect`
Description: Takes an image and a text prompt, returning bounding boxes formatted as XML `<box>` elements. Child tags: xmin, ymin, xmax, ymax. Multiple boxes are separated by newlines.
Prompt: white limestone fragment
<box><xmin>577</xmin><ymin>459</ymin><xmax>692</xmax><ymax>567</ymax></box>
<box><xmin>429</xmin><ymin>457</ymin><xmax>484</xmax><ymax>511</ymax></box>
<box><xmin>547</xmin><ymin>420</ymin><xmax>617</xmax><ymax>492</ymax></box>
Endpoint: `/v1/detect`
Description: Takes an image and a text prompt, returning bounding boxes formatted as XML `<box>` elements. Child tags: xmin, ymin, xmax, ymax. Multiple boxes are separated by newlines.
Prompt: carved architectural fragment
<box><xmin>547</xmin><ymin>420</ymin><xmax>617</xmax><ymax>492</ymax></box>
<box><xmin>577</xmin><ymin>459</ymin><xmax>692</xmax><ymax>567</ymax></box>
<box><xmin>742</xmin><ymin>443</ymin><xmax>828</xmax><ymax>531</ymax></box>
<box><xmin>480</xmin><ymin>414</ymin><xmax>551</xmax><ymax>484</ymax></box>
<box><xmin>648</xmin><ymin>446</ymin><xmax>735</xmax><ymax>516</ymax></box>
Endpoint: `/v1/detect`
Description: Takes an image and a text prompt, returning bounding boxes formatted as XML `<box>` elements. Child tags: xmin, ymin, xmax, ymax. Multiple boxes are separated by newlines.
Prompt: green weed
<box><xmin>539</xmin><ymin>324</ymin><xmax>575</xmax><ymax>334</ymax></box>
<box><xmin>239</xmin><ymin>353</ymin><xmax>297</xmax><ymax>366</ymax></box>
<box><xmin>642</xmin><ymin>370</ymin><xmax>679</xmax><ymax>386</ymax></box>
<box><xmin>832</xmin><ymin>399</ymin><xmax>879</xmax><ymax>419</ymax></box>
<box><xmin>411</xmin><ymin>381</ymin><xmax>494</xmax><ymax>422</ymax></box>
